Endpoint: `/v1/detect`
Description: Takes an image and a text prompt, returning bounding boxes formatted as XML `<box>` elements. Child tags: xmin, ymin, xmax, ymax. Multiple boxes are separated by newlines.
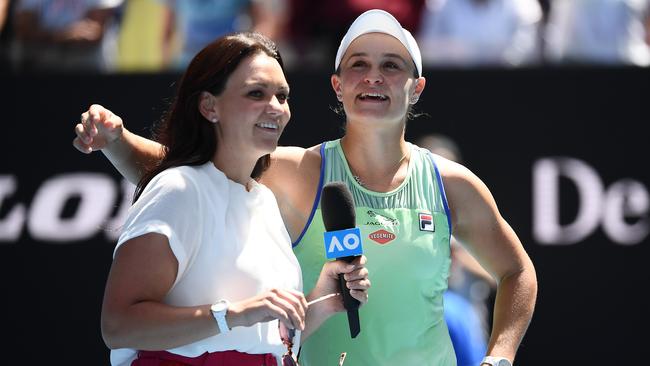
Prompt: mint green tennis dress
<box><xmin>294</xmin><ymin>139</ymin><xmax>456</xmax><ymax>366</ymax></box>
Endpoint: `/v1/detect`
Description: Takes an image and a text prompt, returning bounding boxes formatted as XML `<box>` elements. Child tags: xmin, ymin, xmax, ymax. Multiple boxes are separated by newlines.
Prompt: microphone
<box><xmin>320</xmin><ymin>181</ymin><xmax>363</xmax><ymax>338</ymax></box>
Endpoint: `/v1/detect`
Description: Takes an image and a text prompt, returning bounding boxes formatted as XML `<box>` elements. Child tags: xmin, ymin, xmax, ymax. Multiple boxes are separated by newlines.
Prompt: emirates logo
<box><xmin>368</xmin><ymin>229</ymin><xmax>396</xmax><ymax>245</ymax></box>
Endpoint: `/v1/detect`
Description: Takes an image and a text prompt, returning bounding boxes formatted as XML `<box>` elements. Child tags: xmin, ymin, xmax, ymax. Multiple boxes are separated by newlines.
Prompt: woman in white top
<box><xmin>88</xmin><ymin>32</ymin><xmax>369</xmax><ymax>366</ymax></box>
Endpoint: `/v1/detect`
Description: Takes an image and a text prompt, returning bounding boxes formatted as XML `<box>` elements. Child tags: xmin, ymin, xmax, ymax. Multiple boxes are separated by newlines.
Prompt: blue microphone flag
<box><xmin>323</xmin><ymin>227</ymin><xmax>363</xmax><ymax>259</ymax></box>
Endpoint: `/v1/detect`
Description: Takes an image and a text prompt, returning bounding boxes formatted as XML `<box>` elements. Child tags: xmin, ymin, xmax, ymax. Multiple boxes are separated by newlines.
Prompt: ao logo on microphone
<box><xmin>323</xmin><ymin>228</ymin><xmax>363</xmax><ymax>259</ymax></box>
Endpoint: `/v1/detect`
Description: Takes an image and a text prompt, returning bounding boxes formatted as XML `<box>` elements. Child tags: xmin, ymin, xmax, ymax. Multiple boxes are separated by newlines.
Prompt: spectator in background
<box><xmin>13</xmin><ymin>0</ymin><xmax>124</xmax><ymax>72</ymax></box>
<box><xmin>416</xmin><ymin>133</ymin><xmax>497</xmax><ymax>366</ymax></box>
<box><xmin>161</xmin><ymin>0</ymin><xmax>288</xmax><ymax>70</ymax></box>
<box><xmin>544</xmin><ymin>0</ymin><xmax>650</xmax><ymax>66</ymax></box>
<box><xmin>417</xmin><ymin>0</ymin><xmax>543</xmax><ymax>67</ymax></box>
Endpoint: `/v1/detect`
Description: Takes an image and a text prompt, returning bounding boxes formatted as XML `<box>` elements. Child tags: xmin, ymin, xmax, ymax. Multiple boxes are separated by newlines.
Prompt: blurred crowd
<box><xmin>1</xmin><ymin>0</ymin><xmax>649</xmax><ymax>73</ymax></box>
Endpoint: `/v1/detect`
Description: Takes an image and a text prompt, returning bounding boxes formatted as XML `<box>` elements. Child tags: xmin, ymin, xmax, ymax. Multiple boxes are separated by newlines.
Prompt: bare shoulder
<box><xmin>434</xmin><ymin>155</ymin><xmax>485</xmax><ymax>196</ymax></box>
<box><xmin>269</xmin><ymin>145</ymin><xmax>321</xmax><ymax>172</ymax></box>
<box><xmin>263</xmin><ymin>145</ymin><xmax>321</xmax><ymax>187</ymax></box>
<box><xmin>434</xmin><ymin>155</ymin><xmax>500</xmax><ymax>232</ymax></box>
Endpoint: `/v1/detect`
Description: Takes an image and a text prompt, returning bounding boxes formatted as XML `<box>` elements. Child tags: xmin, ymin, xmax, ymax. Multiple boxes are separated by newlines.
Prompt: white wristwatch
<box><xmin>481</xmin><ymin>356</ymin><xmax>512</xmax><ymax>366</ymax></box>
<box><xmin>210</xmin><ymin>299</ymin><xmax>230</xmax><ymax>334</ymax></box>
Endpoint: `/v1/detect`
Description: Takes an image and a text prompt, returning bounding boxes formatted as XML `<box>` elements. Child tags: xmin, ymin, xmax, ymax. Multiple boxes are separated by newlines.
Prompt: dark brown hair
<box><xmin>133</xmin><ymin>32</ymin><xmax>285</xmax><ymax>202</ymax></box>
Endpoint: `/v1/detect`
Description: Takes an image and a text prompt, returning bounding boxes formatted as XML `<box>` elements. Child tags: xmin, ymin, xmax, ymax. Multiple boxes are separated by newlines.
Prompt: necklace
<box><xmin>351</xmin><ymin>151</ymin><xmax>409</xmax><ymax>188</ymax></box>
<box><xmin>353</xmin><ymin>174</ymin><xmax>365</xmax><ymax>187</ymax></box>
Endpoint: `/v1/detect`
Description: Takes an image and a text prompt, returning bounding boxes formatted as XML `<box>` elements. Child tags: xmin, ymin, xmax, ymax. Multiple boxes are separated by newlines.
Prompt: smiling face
<box><xmin>208</xmin><ymin>53</ymin><xmax>291</xmax><ymax>161</ymax></box>
<box><xmin>332</xmin><ymin>33</ymin><xmax>425</xmax><ymax>127</ymax></box>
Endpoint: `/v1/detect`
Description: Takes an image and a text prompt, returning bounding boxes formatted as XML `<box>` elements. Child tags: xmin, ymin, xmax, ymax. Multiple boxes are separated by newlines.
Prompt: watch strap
<box><xmin>211</xmin><ymin>300</ymin><xmax>230</xmax><ymax>334</ymax></box>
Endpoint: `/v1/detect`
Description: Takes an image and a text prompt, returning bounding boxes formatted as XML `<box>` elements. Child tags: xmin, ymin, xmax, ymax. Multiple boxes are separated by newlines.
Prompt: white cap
<box><xmin>334</xmin><ymin>9</ymin><xmax>422</xmax><ymax>77</ymax></box>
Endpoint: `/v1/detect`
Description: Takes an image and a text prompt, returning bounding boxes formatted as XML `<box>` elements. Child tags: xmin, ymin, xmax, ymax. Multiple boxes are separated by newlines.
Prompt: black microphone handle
<box><xmin>338</xmin><ymin>255</ymin><xmax>361</xmax><ymax>338</ymax></box>
<box><xmin>338</xmin><ymin>255</ymin><xmax>361</xmax><ymax>310</ymax></box>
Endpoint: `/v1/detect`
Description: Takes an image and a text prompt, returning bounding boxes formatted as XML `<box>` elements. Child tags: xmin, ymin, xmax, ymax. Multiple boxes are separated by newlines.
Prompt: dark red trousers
<box><xmin>132</xmin><ymin>350</ymin><xmax>277</xmax><ymax>366</ymax></box>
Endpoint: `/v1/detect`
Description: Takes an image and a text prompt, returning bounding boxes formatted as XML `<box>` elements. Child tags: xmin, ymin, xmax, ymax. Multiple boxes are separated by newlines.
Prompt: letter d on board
<box><xmin>533</xmin><ymin>157</ymin><xmax>603</xmax><ymax>245</ymax></box>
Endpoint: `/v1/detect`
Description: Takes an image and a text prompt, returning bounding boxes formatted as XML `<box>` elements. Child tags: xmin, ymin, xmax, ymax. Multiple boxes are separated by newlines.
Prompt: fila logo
<box><xmin>368</xmin><ymin>229</ymin><xmax>396</xmax><ymax>245</ymax></box>
<box><xmin>419</xmin><ymin>213</ymin><xmax>435</xmax><ymax>232</ymax></box>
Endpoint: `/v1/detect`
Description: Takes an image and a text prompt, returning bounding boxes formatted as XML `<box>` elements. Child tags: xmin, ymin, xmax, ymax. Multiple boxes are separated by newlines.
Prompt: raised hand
<box><xmin>73</xmin><ymin>104</ymin><xmax>124</xmax><ymax>153</ymax></box>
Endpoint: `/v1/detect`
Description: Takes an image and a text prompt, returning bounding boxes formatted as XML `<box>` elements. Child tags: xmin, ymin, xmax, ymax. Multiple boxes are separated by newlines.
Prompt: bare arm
<box><xmin>73</xmin><ymin>105</ymin><xmax>322</xmax><ymax>209</ymax></box>
<box><xmin>74</xmin><ymin>104</ymin><xmax>164</xmax><ymax>184</ymax></box>
<box><xmin>102</xmin><ymin>233</ymin><xmax>217</xmax><ymax>349</ymax></box>
<box><xmin>440</xmin><ymin>158</ymin><xmax>537</xmax><ymax>363</ymax></box>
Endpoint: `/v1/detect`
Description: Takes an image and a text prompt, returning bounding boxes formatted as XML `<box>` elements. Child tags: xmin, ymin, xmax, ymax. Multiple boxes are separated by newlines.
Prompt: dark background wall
<box><xmin>1</xmin><ymin>67</ymin><xmax>649</xmax><ymax>364</ymax></box>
